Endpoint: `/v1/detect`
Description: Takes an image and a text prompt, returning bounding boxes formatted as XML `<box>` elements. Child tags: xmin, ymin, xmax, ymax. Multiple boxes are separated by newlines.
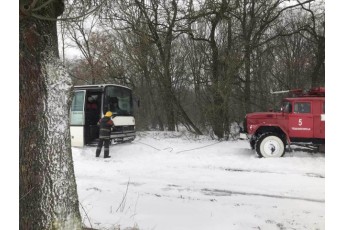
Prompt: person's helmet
<box><xmin>105</xmin><ymin>111</ymin><xmax>113</xmax><ymax>117</ymax></box>
<box><xmin>88</xmin><ymin>96</ymin><xmax>94</xmax><ymax>103</ymax></box>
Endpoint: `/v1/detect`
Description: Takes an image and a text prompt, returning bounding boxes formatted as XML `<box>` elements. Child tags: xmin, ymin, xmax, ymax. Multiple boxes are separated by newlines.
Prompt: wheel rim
<box><xmin>260</xmin><ymin>136</ymin><xmax>284</xmax><ymax>157</ymax></box>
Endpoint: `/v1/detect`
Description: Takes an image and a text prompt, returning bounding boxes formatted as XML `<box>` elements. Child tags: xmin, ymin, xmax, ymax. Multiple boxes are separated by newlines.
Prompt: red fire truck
<box><xmin>240</xmin><ymin>87</ymin><xmax>325</xmax><ymax>158</ymax></box>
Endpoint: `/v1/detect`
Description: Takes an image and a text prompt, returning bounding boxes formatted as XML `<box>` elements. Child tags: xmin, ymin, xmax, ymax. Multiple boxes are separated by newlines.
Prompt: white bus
<box><xmin>70</xmin><ymin>84</ymin><xmax>137</xmax><ymax>147</ymax></box>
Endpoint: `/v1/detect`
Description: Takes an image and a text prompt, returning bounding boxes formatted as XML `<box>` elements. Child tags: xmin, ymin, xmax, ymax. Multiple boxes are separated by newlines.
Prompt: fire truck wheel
<box><xmin>255</xmin><ymin>133</ymin><xmax>286</xmax><ymax>158</ymax></box>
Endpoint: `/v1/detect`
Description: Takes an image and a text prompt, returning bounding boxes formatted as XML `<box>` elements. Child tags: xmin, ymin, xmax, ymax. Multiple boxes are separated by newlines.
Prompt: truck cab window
<box><xmin>282</xmin><ymin>102</ymin><xmax>292</xmax><ymax>113</ymax></box>
<box><xmin>294</xmin><ymin>102</ymin><xmax>311</xmax><ymax>114</ymax></box>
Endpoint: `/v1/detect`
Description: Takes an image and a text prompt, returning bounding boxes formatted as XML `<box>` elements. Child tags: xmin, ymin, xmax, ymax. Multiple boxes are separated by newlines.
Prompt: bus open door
<box><xmin>70</xmin><ymin>90</ymin><xmax>86</xmax><ymax>147</ymax></box>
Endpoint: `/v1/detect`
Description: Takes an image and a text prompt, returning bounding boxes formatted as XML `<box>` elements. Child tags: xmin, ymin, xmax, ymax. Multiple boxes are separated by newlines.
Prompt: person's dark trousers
<box><xmin>96</xmin><ymin>139</ymin><xmax>110</xmax><ymax>158</ymax></box>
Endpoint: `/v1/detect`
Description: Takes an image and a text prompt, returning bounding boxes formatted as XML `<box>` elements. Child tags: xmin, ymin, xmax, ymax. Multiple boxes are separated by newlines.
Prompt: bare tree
<box><xmin>102</xmin><ymin>0</ymin><xmax>202</xmax><ymax>134</ymax></box>
<box><xmin>64</xmin><ymin>11</ymin><xmax>100</xmax><ymax>84</ymax></box>
<box><xmin>19</xmin><ymin>0</ymin><xmax>82</xmax><ymax>229</ymax></box>
<box><xmin>231</xmin><ymin>0</ymin><xmax>314</xmax><ymax>113</ymax></box>
<box><xmin>299</xmin><ymin>0</ymin><xmax>325</xmax><ymax>87</ymax></box>
<box><xmin>187</xmin><ymin>0</ymin><xmax>239</xmax><ymax>138</ymax></box>
<box><xmin>59</xmin><ymin>0</ymin><xmax>324</xmax><ymax>138</ymax></box>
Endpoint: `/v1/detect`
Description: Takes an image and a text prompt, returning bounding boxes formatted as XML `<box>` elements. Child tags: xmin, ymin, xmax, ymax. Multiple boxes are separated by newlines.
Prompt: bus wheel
<box><xmin>255</xmin><ymin>133</ymin><xmax>285</xmax><ymax>158</ymax></box>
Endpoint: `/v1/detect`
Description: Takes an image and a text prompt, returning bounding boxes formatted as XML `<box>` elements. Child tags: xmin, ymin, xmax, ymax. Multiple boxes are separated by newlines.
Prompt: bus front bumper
<box><xmin>110</xmin><ymin>131</ymin><xmax>136</xmax><ymax>141</ymax></box>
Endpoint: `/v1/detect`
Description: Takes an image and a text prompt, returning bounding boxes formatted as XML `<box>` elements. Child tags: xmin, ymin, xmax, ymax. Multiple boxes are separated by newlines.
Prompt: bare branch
<box><xmin>31</xmin><ymin>0</ymin><xmax>105</xmax><ymax>22</ymax></box>
<box><xmin>32</xmin><ymin>0</ymin><xmax>54</xmax><ymax>12</ymax></box>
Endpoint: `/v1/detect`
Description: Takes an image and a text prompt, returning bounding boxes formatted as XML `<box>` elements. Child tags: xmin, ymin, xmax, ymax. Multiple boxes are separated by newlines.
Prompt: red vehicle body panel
<box><xmin>245</xmin><ymin>95</ymin><xmax>325</xmax><ymax>143</ymax></box>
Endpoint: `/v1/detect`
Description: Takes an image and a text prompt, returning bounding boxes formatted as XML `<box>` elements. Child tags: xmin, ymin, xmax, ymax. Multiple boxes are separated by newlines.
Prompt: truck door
<box><xmin>288</xmin><ymin>101</ymin><xmax>313</xmax><ymax>138</ymax></box>
<box><xmin>314</xmin><ymin>101</ymin><xmax>325</xmax><ymax>139</ymax></box>
<box><xmin>70</xmin><ymin>90</ymin><xmax>86</xmax><ymax>147</ymax></box>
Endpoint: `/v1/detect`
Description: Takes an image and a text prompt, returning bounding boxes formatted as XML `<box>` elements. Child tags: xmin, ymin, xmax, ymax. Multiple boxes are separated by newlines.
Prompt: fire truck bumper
<box><xmin>239</xmin><ymin>133</ymin><xmax>249</xmax><ymax>140</ymax></box>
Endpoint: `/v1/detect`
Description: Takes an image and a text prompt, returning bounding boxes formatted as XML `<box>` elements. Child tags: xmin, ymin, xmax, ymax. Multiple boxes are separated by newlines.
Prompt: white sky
<box><xmin>1</xmin><ymin>0</ymin><xmax>344</xmax><ymax>229</ymax></box>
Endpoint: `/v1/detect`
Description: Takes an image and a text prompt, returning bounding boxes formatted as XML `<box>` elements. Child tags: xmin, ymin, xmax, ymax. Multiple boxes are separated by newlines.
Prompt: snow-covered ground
<box><xmin>72</xmin><ymin>131</ymin><xmax>325</xmax><ymax>230</ymax></box>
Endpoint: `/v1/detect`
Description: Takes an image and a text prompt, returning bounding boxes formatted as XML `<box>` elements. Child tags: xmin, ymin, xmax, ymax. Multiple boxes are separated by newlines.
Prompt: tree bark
<box><xmin>19</xmin><ymin>1</ymin><xmax>82</xmax><ymax>229</ymax></box>
<box><xmin>244</xmin><ymin>43</ymin><xmax>252</xmax><ymax>113</ymax></box>
<box><xmin>209</xmin><ymin>14</ymin><xmax>225</xmax><ymax>139</ymax></box>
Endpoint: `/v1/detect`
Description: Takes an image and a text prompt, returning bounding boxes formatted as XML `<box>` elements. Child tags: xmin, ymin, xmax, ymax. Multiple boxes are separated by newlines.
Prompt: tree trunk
<box><xmin>164</xmin><ymin>83</ymin><xmax>176</xmax><ymax>131</ymax></box>
<box><xmin>210</xmin><ymin>21</ymin><xmax>225</xmax><ymax>139</ymax></box>
<box><xmin>244</xmin><ymin>43</ymin><xmax>252</xmax><ymax>113</ymax></box>
<box><xmin>311</xmin><ymin>36</ymin><xmax>325</xmax><ymax>87</ymax></box>
<box><xmin>19</xmin><ymin>1</ymin><xmax>82</xmax><ymax>229</ymax></box>
<box><xmin>171</xmin><ymin>93</ymin><xmax>203</xmax><ymax>135</ymax></box>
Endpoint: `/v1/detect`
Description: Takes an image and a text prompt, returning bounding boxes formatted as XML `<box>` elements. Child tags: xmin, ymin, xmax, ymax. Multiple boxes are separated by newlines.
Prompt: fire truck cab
<box><xmin>240</xmin><ymin>87</ymin><xmax>325</xmax><ymax>158</ymax></box>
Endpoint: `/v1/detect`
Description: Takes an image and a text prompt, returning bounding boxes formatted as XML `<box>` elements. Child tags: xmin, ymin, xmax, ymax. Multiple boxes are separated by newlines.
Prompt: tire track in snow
<box><xmin>202</xmin><ymin>188</ymin><xmax>324</xmax><ymax>203</ymax></box>
<box><xmin>161</xmin><ymin>185</ymin><xmax>324</xmax><ymax>204</ymax></box>
<box><xmin>224</xmin><ymin>168</ymin><xmax>324</xmax><ymax>178</ymax></box>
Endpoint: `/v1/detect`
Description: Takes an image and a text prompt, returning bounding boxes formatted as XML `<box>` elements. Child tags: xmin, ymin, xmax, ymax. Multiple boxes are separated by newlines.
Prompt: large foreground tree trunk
<box><xmin>19</xmin><ymin>1</ymin><xmax>82</xmax><ymax>229</ymax></box>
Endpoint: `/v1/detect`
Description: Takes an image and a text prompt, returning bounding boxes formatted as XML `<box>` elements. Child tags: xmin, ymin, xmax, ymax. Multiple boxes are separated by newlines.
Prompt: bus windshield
<box><xmin>103</xmin><ymin>85</ymin><xmax>133</xmax><ymax>116</ymax></box>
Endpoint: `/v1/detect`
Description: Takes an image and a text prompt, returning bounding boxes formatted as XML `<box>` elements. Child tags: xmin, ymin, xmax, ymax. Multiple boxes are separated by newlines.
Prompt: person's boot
<box><xmin>96</xmin><ymin>140</ymin><xmax>103</xmax><ymax>157</ymax></box>
<box><xmin>104</xmin><ymin>145</ymin><xmax>110</xmax><ymax>158</ymax></box>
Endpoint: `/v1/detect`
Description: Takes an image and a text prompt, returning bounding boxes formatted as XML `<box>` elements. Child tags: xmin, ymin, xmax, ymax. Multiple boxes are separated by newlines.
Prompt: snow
<box><xmin>72</xmin><ymin>131</ymin><xmax>325</xmax><ymax>230</ymax></box>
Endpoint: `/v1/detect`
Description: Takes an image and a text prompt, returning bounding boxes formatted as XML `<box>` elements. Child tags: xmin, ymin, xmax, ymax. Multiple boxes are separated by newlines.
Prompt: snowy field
<box><xmin>72</xmin><ymin>131</ymin><xmax>325</xmax><ymax>230</ymax></box>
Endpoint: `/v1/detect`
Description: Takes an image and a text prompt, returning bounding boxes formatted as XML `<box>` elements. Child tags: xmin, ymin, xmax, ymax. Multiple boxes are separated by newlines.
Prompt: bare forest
<box><xmin>60</xmin><ymin>0</ymin><xmax>325</xmax><ymax>140</ymax></box>
<box><xmin>19</xmin><ymin>1</ymin><xmax>324</xmax><ymax>229</ymax></box>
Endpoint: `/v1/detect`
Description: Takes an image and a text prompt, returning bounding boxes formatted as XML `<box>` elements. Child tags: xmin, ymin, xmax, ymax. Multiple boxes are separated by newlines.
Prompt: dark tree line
<box><xmin>61</xmin><ymin>0</ymin><xmax>325</xmax><ymax>139</ymax></box>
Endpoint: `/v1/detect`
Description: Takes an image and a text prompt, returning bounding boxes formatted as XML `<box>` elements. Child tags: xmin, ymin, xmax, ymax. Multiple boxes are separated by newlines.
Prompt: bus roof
<box><xmin>73</xmin><ymin>84</ymin><xmax>132</xmax><ymax>91</ymax></box>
